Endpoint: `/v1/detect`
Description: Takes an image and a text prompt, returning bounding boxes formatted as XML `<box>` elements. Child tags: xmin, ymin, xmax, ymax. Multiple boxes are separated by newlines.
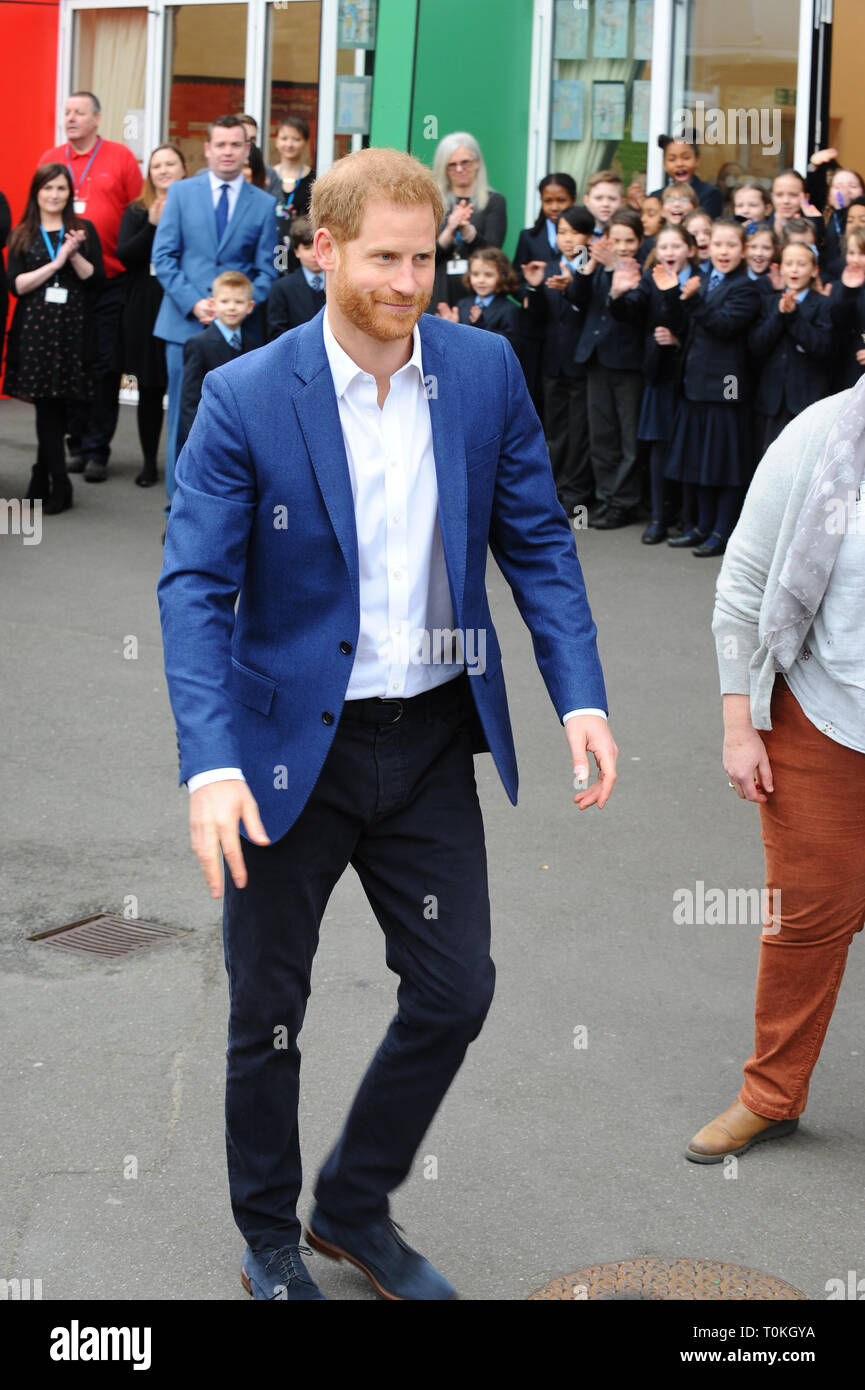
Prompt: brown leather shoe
<box><xmin>686</xmin><ymin>1099</ymin><xmax>799</xmax><ymax>1164</ymax></box>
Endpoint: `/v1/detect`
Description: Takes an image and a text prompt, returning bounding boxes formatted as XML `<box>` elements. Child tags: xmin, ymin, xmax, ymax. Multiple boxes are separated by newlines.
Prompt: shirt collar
<box><xmin>795</xmin><ymin>287</ymin><xmax>810</xmax><ymax>303</ymax></box>
<box><xmin>302</xmin><ymin>265</ymin><xmax>323</xmax><ymax>288</ymax></box>
<box><xmin>214</xmin><ymin>318</ymin><xmax>238</xmax><ymax>345</ymax></box>
<box><xmin>475</xmin><ymin>293</ymin><xmax>495</xmax><ymax>306</ymax></box>
<box><xmin>322</xmin><ymin>306</ymin><xmax>425</xmax><ymax>400</ymax></box>
<box><xmin>208</xmin><ymin>170</ymin><xmax>245</xmax><ymax>194</ymax></box>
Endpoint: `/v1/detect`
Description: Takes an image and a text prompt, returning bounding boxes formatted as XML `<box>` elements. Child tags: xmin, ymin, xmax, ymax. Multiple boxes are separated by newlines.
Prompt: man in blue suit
<box><xmin>152</xmin><ymin>114</ymin><xmax>277</xmax><ymax>514</ymax></box>
<box><xmin>158</xmin><ymin>148</ymin><xmax>618</xmax><ymax>1301</ymax></box>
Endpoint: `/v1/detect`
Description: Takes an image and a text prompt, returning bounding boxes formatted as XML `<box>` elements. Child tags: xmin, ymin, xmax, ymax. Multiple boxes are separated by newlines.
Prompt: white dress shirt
<box><xmin>187</xmin><ymin>309</ymin><xmax>604</xmax><ymax>793</ymax></box>
<box><xmin>208</xmin><ymin>170</ymin><xmax>245</xmax><ymax>222</ymax></box>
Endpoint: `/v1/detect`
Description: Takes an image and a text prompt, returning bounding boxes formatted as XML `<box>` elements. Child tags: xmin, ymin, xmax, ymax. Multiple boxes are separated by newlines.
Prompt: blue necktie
<box><xmin>311</xmin><ymin>274</ymin><xmax>323</xmax><ymax>291</ymax></box>
<box><xmin>707</xmin><ymin>271</ymin><xmax>722</xmax><ymax>294</ymax></box>
<box><xmin>215</xmin><ymin>183</ymin><xmax>230</xmax><ymax>240</ymax></box>
<box><xmin>230</xmin><ymin>331</ymin><xmax>241</xmax><ymax>350</ymax></box>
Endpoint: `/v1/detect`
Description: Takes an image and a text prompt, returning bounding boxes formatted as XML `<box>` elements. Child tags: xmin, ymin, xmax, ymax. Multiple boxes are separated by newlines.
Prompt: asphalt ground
<box><xmin>1</xmin><ymin>396</ymin><xmax>862</xmax><ymax>1323</ymax></box>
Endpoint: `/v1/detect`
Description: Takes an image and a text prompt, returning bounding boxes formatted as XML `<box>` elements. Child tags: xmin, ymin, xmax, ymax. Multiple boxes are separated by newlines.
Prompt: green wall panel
<box><xmin>369</xmin><ymin>0</ymin><xmax>420</xmax><ymax>151</ymax></box>
<box><xmin>408</xmin><ymin>0</ymin><xmax>535</xmax><ymax>260</ymax></box>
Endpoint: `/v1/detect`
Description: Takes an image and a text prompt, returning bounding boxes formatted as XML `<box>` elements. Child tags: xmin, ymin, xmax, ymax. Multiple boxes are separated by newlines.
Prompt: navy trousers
<box><xmin>222</xmin><ymin>673</ymin><xmax>495</xmax><ymax>1250</ymax></box>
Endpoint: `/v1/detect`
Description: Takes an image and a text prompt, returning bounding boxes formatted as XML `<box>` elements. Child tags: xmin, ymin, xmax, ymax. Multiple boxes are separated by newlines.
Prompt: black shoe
<box><xmin>667</xmin><ymin>527</ymin><xmax>707</xmax><ymax>549</ymax></box>
<box><xmin>641</xmin><ymin>519</ymin><xmax>667</xmax><ymax>545</ymax></box>
<box><xmin>43</xmin><ymin>476</ymin><xmax>74</xmax><ymax>515</ymax></box>
<box><xmin>587</xmin><ymin>504</ymin><xmax>609</xmax><ymax>527</ymax></box>
<box><xmin>67</xmin><ymin>454</ymin><xmax>85</xmax><ymax>474</ymax></box>
<box><xmin>592</xmin><ymin>506</ymin><xmax>632</xmax><ymax>530</ymax></box>
<box><xmin>692</xmin><ymin>532</ymin><xmax>727</xmax><ymax>557</ymax></box>
<box><xmin>83</xmin><ymin>458</ymin><xmax>108</xmax><ymax>482</ymax></box>
<box><xmin>135</xmin><ymin>458</ymin><xmax>158</xmax><ymax>488</ymax></box>
<box><xmin>25</xmin><ymin>465</ymin><xmax>51</xmax><ymax>502</ymax></box>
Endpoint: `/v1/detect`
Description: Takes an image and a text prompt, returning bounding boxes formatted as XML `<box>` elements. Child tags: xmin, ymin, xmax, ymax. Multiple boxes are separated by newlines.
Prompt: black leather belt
<box><xmin>340</xmin><ymin>674</ymin><xmax>466</xmax><ymax>726</ymax></box>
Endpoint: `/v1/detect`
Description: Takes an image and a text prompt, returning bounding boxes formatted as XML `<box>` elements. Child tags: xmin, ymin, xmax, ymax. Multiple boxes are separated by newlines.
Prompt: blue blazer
<box><xmin>152</xmin><ymin>176</ymin><xmax>277</xmax><ymax>344</ymax></box>
<box><xmin>157</xmin><ymin>310</ymin><xmax>607</xmax><ymax>843</ymax></box>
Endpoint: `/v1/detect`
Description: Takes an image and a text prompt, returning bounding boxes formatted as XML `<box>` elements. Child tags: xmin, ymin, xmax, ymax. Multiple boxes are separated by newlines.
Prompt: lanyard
<box><xmin>66</xmin><ymin>137</ymin><xmax>102</xmax><ymax>195</ymax></box>
<box><xmin>40</xmin><ymin>225</ymin><xmax>62</xmax><ymax>265</ymax></box>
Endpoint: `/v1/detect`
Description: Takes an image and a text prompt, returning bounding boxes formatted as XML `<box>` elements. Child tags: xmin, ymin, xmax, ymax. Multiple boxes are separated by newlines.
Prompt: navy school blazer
<box><xmin>748</xmin><ymin>288</ymin><xmax>834</xmax><ymax>416</ymax></box>
<box><xmin>568</xmin><ymin>263</ymin><xmax>647</xmax><ymax>371</ymax></box>
<box><xmin>677</xmin><ymin>264</ymin><xmax>761</xmax><ymax>402</ymax></box>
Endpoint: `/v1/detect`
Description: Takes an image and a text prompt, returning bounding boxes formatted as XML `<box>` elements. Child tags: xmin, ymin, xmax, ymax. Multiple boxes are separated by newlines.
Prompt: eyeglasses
<box><xmin>446</xmin><ymin>158</ymin><xmax>478</xmax><ymax>172</ymax></box>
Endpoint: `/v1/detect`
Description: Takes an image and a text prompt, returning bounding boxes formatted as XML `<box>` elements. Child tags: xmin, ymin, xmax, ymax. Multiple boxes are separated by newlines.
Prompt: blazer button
<box><xmin>322</xmin><ymin>711</ymin><xmax>334</xmax><ymax>725</ymax></box>
<box><xmin>339</xmin><ymin>640</ymin><xmax>353</xmax><ymax>655</ymax></box>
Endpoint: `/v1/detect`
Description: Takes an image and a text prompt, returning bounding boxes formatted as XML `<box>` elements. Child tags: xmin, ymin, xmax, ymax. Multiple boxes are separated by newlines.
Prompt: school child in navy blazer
<box><xmin>744</xmin><ymin>225</ymin><xmax>781</xmax><ymax>290</ymax></box>
<box><xmin>266</xmin><ymin>217</ymin><xmax>326</xmax><ymax>341</ymax></box>
<box><xmin>179</xmin><ymin>270</ymin><xmax>253</xmax><ymax>449</ymax></box>
<box><xmin>828</xmin><ymin>225</ymin><xmax>865</xmax><ymax>389</ymax></box>
<box><xmin>664</xmin><ymin>218</ymin><xmax>760</xmax><ymax>557</ymax></box>
<box><xmin>513</xmin><ymin>173</ymin><xmax>577</xmax><ymax>419</ymax></box>
<box><xmin>649</xmin><ymin>137</ymin><xmax>723</xmax><ymax>218</ymax></box>
<box><xmin>610</xmin><ymin>224</ymin><xmax>697</xmax><ymax>544</ymax></box>
<box><xmin>568</xmin><ymin>207</ymin><xmax>646</xmax><ymax>528</ymax></box>
<box><xmin>729</xmin><ymin>178</ymin><xmax>772</xmax><ymax>230</ymax></box>
<box><xmin>521</xmin><ymin>204</ymin><xmax>594</xmax><ymax>515</ymax></box>
<box><xmin>748</xmin><ymin>241</ymin><xmax>834</xmax><ymax>459</ymax></box>
<box><xmin>822</xmin><ymin>196</ymin><xmax>865</xmax><ymax>282</ymax></box>
<box><xmin>437</xmin><ymin>246</ymin><xmax>520</xmax><ymax>347</ymax></box>
<box><xmin>682</xmin><ymin>209</ymin><xmax>713</xmax><ymax>273</ymax></box>
<box><xmin>770</xmin><ymin>170</ymin><xmax>824</xmax><ymax>251</ymax></box>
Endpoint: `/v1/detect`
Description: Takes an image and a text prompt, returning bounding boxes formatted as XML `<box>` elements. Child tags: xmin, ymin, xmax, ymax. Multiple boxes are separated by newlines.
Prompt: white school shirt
<box><xmin>188</xmin><ymin>310</ymin><xmax>603</xmax><ymax>792</ymax></box>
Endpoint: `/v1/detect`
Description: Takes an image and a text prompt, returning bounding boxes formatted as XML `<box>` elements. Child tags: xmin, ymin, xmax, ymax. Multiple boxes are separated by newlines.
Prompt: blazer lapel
<box><xmin>200</xmin><ymin>175</ymin><xmax>219</xmax><ymax>257</ymax></box>
<box><xmin>420</xmin><ymin>323</ymin><xmax>467</xmax><ymax>620</ymax></box>
<box><xmin>292</xmin><ymin>313</ymin><xmax>359</xmax><ymax>604</ymax></box>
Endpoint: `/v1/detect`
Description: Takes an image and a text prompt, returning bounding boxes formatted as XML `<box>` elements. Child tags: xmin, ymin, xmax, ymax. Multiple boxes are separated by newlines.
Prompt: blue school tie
<box><xmin>215</xmin><ymin>183</ymin><xmax>230</xmax><ymax>240</ymax></box>
<box><xmin>230</xmin><ymin>331</ymin><xmax>241</xmax><ymax>350</ymax></box>
<box><xmin>311</xmin><ymin>274</ymin><xmax>323</xmax><ymax>291</ymax></box>
<box><xmin>707</xmin><ymin>270</ymin><xmax>722</xmax><ymax>294</ymax></box>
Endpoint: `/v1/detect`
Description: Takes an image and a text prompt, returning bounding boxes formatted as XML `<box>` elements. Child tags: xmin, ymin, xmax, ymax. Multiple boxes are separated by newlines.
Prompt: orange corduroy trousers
<box><xmin>740</xmin><ymin>679</ymin><xmax>864</xmax><ymax>1119</ymax></box>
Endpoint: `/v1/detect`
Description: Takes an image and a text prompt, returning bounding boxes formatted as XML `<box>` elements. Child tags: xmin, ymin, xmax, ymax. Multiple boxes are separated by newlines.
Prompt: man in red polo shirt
<box><xmin>40</xmin><ymin>91</ymin><xmax>143</xmax><ymax>481</ymax></box>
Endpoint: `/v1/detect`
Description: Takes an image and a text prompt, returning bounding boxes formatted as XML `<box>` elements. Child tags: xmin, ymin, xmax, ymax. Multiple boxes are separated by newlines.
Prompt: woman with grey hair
<box><xmin>430</xmin><ymin>132</ymin><xmax>507</xmax><ymax>309</ymax></box>
<box><xmin>687</xmin><ymin>378</ymin><xmax>865</xmax><ymax>1164</ymax></box>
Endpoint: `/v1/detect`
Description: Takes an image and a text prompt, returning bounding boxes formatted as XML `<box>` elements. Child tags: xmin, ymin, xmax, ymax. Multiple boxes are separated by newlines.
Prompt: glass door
<box><xmin>73</xmin><ymin>6</ymin><xmax>148</xmax><ymax>158</ymax></box>
<box><xmin>163</xmin><ymin>2</ymin><xmax>249</xmax><ymax>173</ymax></box>
<box><xmin>265</xmin><ymin>1</ymin><xmax>322</xmax><ymax>170</ymax></box>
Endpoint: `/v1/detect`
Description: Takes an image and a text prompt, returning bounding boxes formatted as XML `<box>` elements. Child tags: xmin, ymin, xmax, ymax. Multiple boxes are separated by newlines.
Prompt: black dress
<box><xmin>268</xmin><ymin>167</ymin><xmax>316</xmax><ymax>273</ymax></box>
<box><xmin>116</xmin><ymin>203</ymin><xmax>167</xmax><ymax>391</ymax></box>
<box><xmin>0</xmin><ymin>192</ymin><xmax>10</xmax><ymax>365</ymax></box>
<box><xmin>4</xmin><ymin>220</ymin><xmax>104</xmax><ymax>402</ymax></box>
<box><xmin>431</xmin><ymin>190</ymin><xmax>508</xmax><ymax>308</ymax></box>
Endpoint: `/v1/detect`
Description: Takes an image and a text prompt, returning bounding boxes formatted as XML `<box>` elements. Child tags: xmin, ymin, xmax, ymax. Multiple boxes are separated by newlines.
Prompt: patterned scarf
<box><xmin>763</xmin><ymin>376</ymin><xmax>865</xmax><ymax>669</ymax></box>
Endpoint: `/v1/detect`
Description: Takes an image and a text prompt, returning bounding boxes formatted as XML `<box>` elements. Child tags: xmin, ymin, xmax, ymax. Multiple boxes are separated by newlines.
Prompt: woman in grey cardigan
<box><xmin>688</xmin><ymin>378</ymin><xmax>865</xmax><ymax>1162</ymax></box>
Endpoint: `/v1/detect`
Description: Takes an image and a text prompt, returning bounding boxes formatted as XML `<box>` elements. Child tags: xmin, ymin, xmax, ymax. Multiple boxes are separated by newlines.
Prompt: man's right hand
<box><xmin>193</xmin><ymin>297</ymin><xmax>217</xmax><ymax>323</ymax></box>
<box><xmin>189</xmin><ymin>781</ymin><xmax>271</xmax><ymax>898</ymax></box>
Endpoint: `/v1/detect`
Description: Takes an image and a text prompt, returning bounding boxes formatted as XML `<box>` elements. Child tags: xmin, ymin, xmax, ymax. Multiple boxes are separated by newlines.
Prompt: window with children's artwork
<box><xmin>549</xmin><ymin>0</ymin><xmax>655</xmax><ymax>194</ymax></box>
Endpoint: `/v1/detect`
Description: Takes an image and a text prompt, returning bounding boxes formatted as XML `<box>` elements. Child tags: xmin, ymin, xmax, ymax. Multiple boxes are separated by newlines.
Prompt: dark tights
<box><xmin>137</xmin><ymin>386</ymin><xmax>165</xmax><ymax>463</ymax></box>
<box><xmin>681</xmin><ymin>482</ymin><xmax>743</xmax><ymax>539</ymax></box>
<box><xmin>35</xmin><ymin>398</ymin><xmax>69</xmax><ymax>478</ymax></box>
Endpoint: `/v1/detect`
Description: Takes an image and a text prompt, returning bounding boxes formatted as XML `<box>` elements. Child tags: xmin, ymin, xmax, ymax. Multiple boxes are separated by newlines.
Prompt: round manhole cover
<box><xmin>530</xmin><ymin>1259</ymin><xmax>807</xmax><ymax>1300</ymax></box>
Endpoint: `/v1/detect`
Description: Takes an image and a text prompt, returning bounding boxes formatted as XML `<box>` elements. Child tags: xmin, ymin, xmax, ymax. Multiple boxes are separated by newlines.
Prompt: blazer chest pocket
<box><xmin>231</xmin><ymin>658</ymin><xmax>276</xmax><ymax>715</ymax></box>
<box><xmin>466</xmin><ymin>435</ymin><xmax>501</xmax><ymax>472</ymax></box>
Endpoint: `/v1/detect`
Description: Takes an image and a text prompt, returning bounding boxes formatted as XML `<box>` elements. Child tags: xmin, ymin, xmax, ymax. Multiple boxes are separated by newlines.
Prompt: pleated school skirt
<box><xmin>664</xmin><ymin>399</ymin><xmax>752</xmax><ymax>488</ymax></box>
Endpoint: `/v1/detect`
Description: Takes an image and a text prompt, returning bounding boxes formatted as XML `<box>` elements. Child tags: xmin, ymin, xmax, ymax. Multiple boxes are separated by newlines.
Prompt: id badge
<box><xmin>45</xmin><ymin>285</ymin><xmax>69</xmax><ymax>305</ymax></box>
<box><xmin>447</xmin><ymin>257</ymin><xmax>468</xmax><ymax>275</ymax></box>
<box><xmin>73</xmin><ymin>199</ymin><xmax>86</xmax><ymax>215</ymax></box>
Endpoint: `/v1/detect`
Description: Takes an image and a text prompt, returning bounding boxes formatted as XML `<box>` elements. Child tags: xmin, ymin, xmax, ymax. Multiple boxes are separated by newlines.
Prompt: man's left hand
<box><xmin>565</xmin><ymin>715</ymin><xmax>618</xmax><ymax>810</ymax></box>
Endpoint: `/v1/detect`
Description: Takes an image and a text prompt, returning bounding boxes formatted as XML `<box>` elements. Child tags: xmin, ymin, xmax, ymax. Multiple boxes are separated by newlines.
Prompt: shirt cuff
<box><xmin>187</xmin><ymin>768</ymin><xmax>246</xmax><ymax>794</ymax></box>
<box><xmin>562</xmin><ymin>708</ymin><xmax>608</xmax><ymax>724</ymax></box>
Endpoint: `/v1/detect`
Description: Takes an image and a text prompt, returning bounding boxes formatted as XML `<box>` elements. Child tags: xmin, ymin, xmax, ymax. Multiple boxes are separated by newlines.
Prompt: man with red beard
<box><xmin>158</xmin><ymin>147</ymin><xmax>617</xmax><ymax>1301</ymax></box>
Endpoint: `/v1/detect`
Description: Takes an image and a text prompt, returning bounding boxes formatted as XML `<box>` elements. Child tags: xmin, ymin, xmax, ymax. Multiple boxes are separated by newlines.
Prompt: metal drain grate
<box><xmin>529</xmin><ymin>1258</ymin><xmax>807</xmax><ymax>1300</ymax></box>
<box><xmin>30</xmin><ymin>914</ymin><xmax>188</xmax><ymax>959</ymax></box>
